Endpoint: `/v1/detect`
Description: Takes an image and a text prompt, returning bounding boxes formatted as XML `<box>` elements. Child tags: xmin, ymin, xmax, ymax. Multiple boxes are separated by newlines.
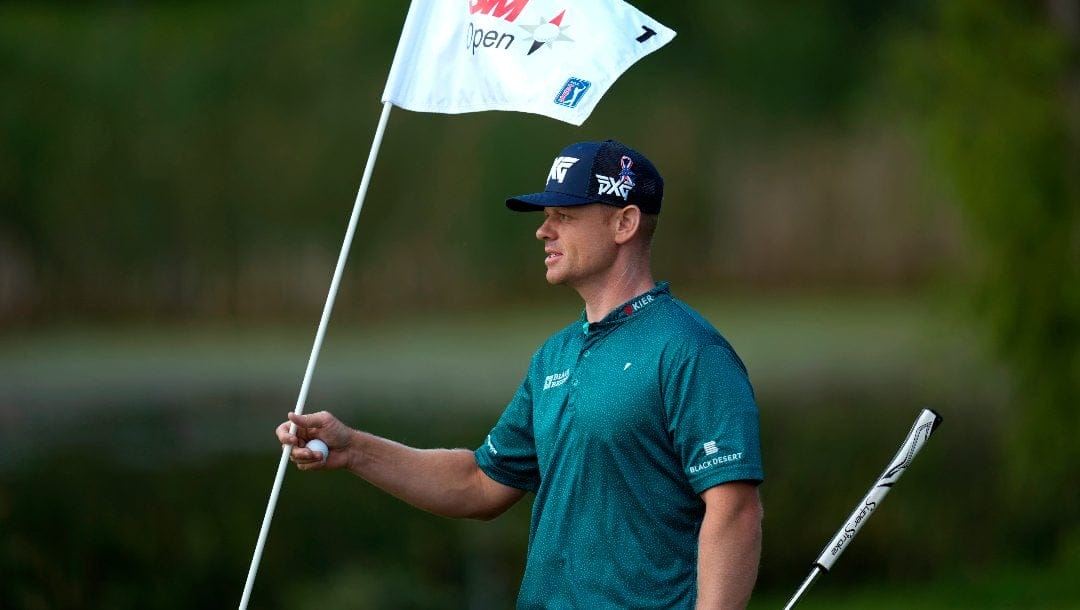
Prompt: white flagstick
<box><xmin>239</xmin><ymin>101</ymin><xmax>394</xmax><ymax>610</ymax></box>
<box><xmin>784</xmin><ymin>408</ymin><xmax>943</xmax><ymax>610</ymax></box>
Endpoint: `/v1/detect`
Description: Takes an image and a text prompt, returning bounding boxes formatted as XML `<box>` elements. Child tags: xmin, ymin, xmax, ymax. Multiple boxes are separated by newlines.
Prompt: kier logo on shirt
<box><xmin>622</xmin><ymin>292</ymin><xmax>655</xmax><ymax>316</ymax></box>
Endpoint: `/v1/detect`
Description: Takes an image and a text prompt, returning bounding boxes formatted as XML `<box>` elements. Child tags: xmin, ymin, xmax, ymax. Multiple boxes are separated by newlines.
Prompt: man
<box><xmin>277</xmin><ymin>139</ymin><xmax>764</xmax><ymax>609</ymax></box>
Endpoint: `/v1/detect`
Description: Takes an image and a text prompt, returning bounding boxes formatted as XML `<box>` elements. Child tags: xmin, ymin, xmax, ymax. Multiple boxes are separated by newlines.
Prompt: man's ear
<box><xmin>613</xmin><ymin>205</ymin><xmax>642</xmax><ymax>245</ymax></box>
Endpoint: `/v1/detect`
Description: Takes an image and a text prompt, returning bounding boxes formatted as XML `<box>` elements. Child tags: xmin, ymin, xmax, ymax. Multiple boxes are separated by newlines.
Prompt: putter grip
<box><xmin>813</xmin><ymin>408</ymin><xmax>942</xmax><ymax>571</ymax></box>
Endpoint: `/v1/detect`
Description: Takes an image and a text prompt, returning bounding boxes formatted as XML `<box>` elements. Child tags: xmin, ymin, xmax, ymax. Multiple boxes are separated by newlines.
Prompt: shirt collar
<box><xmin>580</xmin><ymin>282</ymin><xmax>671</xmax><ymax>335</ymax></box>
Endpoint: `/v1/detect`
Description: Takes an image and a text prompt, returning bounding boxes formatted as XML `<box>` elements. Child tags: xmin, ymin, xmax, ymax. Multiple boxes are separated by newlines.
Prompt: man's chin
<box><xmin>544</xmin><ymin>270</ymin><xmax>566</xmax><ymax>286</ymax></box>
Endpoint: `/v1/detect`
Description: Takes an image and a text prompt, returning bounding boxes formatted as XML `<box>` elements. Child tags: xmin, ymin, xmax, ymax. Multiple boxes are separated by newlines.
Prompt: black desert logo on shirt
<box><xmin>688</xmin><ymin>451</ymin><xmax>744</xmax><ymax>475</ymax></box>
<box><xmin>543</xmin><ymin>368</ymin><xmax>571</xmax><ymax>390</ymax></box>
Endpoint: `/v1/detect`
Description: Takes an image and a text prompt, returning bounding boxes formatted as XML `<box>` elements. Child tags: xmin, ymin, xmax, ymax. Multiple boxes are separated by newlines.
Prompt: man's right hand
<box><xmin>275</xmin><ymin>411</ymin><xmax>355</xmax><ymax>471</ymax></box>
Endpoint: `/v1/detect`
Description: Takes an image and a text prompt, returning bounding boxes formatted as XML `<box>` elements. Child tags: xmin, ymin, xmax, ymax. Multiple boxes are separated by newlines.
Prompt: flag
<box><xmin>382</xmin><ymin>0</ymin><xmax>676</xmax><ymax>126</ymax></box>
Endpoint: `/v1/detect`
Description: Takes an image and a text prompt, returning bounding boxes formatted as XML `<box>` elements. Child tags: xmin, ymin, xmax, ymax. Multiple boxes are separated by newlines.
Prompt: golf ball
<box><xmin>306</xmin><ymin>439</ymin><xmax>329</xmax><ymax>460</ymax></box>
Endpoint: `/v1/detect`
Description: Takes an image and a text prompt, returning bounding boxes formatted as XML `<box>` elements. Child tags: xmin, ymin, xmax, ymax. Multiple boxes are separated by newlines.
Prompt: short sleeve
<box><xmin>475</xmin><ymin>363</ymin><xmax>542</xmax><ymax>492</ymax></box>
<box><xmin>666</xmin><ymin>342</ymin><xmax>763</xmax><ymax>493</ymax></box>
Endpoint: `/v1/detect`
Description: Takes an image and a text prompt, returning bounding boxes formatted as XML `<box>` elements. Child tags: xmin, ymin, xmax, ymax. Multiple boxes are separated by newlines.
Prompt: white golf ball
<box><xmin>306</xmin><ymin>439</ymin><xmax>329</xmax><ymax>460</ymax></box>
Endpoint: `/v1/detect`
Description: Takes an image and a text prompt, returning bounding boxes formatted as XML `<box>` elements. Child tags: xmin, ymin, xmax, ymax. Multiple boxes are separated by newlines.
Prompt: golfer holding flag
<box><xmin>278</xmin><ymin>139</ymin><xmax>764</xmax><ymax>608</ymax></box>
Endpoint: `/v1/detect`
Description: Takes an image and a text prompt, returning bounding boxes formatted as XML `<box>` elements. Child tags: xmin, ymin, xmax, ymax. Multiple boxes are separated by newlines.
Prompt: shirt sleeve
<box><xmin>475</xmin><ymin>355</ymin><xmax>542</xmax><ymax>492</ymax></box>
<box><xmin>666</xmin><ymin>342</ymin><xmax>764</xmax><ymax>494</ymax></box>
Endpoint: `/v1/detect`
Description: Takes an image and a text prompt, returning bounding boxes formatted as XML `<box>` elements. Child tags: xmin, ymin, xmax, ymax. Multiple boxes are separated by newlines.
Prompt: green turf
<box><xmin>3</xmin><ymin>292</ymin><xmax>1071</xmax><ymax>608</ymax></box>
<box><xmin>752</xmin><ymin>550</ymin><xmax>1080</xmax><ymax>609</ymax></box>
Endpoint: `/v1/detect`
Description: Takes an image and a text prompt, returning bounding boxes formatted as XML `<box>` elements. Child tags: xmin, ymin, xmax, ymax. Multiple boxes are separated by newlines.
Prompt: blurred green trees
<box><xmin>1</xmin><ymin>0</ymin><xmax>1078</xmax><ymax>600</ymax></box>
<box><xmin>887</xmin><ymin>0</ymin><xmax>1079</xmax><ymax>556</ymax></box>
<box><xmin>2</xmin><ymin>0</ymin><xmax>954</xmax><ymax>321</ymax></box>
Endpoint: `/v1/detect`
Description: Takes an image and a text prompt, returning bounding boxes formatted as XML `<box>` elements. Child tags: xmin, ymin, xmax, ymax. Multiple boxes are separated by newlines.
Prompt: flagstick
<box><xmin>239</xmin><ymin>101</ymin><xmax>394</xmax><ymax>610</ymax></box>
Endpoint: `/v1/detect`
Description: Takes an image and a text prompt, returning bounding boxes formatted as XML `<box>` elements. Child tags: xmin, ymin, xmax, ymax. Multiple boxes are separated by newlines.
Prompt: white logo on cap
<box><xmin>596</xmin><ymin>155</ymin><xmax>636</xmax><ymax>200</ymax></box>
<box><xmin>596</xmin><ymin>175</ymin><xmax>634</xmax><ymax>200</ymax></box>
<box><xmin>548</xmin><ymin>156</ymin><xmax>579</xmax><ymax>184</ymax></box>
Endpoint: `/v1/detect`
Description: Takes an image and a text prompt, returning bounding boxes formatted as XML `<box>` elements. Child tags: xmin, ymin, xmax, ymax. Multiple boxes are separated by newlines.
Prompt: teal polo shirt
<box><xmin>475</xmin><ymin>282</ymin><xmax>763</xmax><ymax>609</ymax></box>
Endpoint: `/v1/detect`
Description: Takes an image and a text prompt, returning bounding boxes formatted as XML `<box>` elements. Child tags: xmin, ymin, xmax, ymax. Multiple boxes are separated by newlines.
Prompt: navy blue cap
<box><xmin>506</xmin><ymin>139</ymin><xmax>664</xmax><ymax>214</ymax></box>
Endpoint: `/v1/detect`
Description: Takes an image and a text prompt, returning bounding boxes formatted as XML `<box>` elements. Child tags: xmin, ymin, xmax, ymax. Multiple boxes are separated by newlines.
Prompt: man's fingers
<box><xmin>279</xmin><ymin>411</ymin><xmax>342</xmax><ymax>460</ymax></box>
<box><xmin>290</xmin><ymin>448</ymin><xmax>327</xmax><ymax>470</ymax></box>
<box><xmin>288</xmin><ymin>411</ymin><xmax>331</xmax><ymax>430</ymax></box>
<box><xmin>276</xmin><ymin>421</ymin><xmax>299</xmax><ymax>445</ymax></box>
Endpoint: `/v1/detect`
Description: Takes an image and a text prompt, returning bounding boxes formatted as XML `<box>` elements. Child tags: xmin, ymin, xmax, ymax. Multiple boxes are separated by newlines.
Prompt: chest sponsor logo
<box><xmin>543</xmin><ymin>368</ymin><xmax>571</xmax><ymax>390</ymax></box>
<box><xmin>688</xmin><ymin>450</ymin><xmax>744</xmax><ymax>475</ymax></box>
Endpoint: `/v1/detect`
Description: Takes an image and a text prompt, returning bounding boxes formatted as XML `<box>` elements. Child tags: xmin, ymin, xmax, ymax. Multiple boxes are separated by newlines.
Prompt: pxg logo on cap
<box><xmin>506</xmin><ymin>140</ymin><xmax>664</xmax><ymax>214</ymax></box>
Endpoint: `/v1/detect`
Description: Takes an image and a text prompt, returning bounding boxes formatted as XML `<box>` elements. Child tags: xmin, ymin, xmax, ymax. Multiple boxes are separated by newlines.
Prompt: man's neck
<box><xmin>577</xmin><ymin>265</ymin><xmax>656</xmax><ymax>323</ymax></box>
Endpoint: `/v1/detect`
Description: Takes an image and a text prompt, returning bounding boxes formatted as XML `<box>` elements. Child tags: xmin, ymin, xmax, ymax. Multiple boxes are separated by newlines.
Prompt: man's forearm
<box><xmin>346</xmin><ymin>430</ymin><xmax>521</xmax><ymax>520</ymax></box>
<box><xmin>696</xmin><ymin>483</ymin><xmax>763</xmax><ymax>609</ymax></box>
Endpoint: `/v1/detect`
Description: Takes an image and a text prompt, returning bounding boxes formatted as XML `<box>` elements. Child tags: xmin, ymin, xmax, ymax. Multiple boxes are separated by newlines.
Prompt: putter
<box><xmin>785</xmin><ymin>408</ymin><xmax>943</xmax><ymax>609</ymax></box>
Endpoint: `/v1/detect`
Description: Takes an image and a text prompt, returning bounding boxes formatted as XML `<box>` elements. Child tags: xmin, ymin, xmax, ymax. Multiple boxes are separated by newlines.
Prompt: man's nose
<box><xmin>536</xmin><ymin>218</ymin><xmax>554</xmax><ymax>241</ymax></box>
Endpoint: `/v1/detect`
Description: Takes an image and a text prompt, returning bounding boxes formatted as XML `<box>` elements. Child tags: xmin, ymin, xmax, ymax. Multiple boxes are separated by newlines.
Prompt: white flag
<box><xmin>382</xmin><ymin>0</ymin><xmax>676</xmax><ymax>126</ymax></box>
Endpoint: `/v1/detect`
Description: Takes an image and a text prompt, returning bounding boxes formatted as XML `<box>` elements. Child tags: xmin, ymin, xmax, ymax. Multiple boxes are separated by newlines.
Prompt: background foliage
<box><xmin>1</xmin><ymin>0</ymin><xmax>1077</xmax><ymax>607</ymax></box>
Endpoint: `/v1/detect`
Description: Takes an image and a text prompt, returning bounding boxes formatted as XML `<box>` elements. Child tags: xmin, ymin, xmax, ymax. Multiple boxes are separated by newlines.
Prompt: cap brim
<box><xmin>505</xmin><ymin>190</ymin><xmax>598</xmax><ymax>212</ymax></box>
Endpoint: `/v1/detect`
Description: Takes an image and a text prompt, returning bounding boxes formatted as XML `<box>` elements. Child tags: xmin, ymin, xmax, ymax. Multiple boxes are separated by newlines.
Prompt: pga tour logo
<box><xmin>554</xmin><ymin>77</ymin><xmax>590</xmax><ymax>108</ymax></box>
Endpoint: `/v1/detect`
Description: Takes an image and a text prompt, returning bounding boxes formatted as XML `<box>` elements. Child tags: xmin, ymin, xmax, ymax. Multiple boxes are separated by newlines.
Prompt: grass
<box><xmin>752</xmin><ymin>550</ymin><xmax>1080</xmax><ymax>609</ymax></box>
<box><xmin>3</xmin><ymin>291</ymin><xmax>1068</xmax><ymax>608</ymax></box>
